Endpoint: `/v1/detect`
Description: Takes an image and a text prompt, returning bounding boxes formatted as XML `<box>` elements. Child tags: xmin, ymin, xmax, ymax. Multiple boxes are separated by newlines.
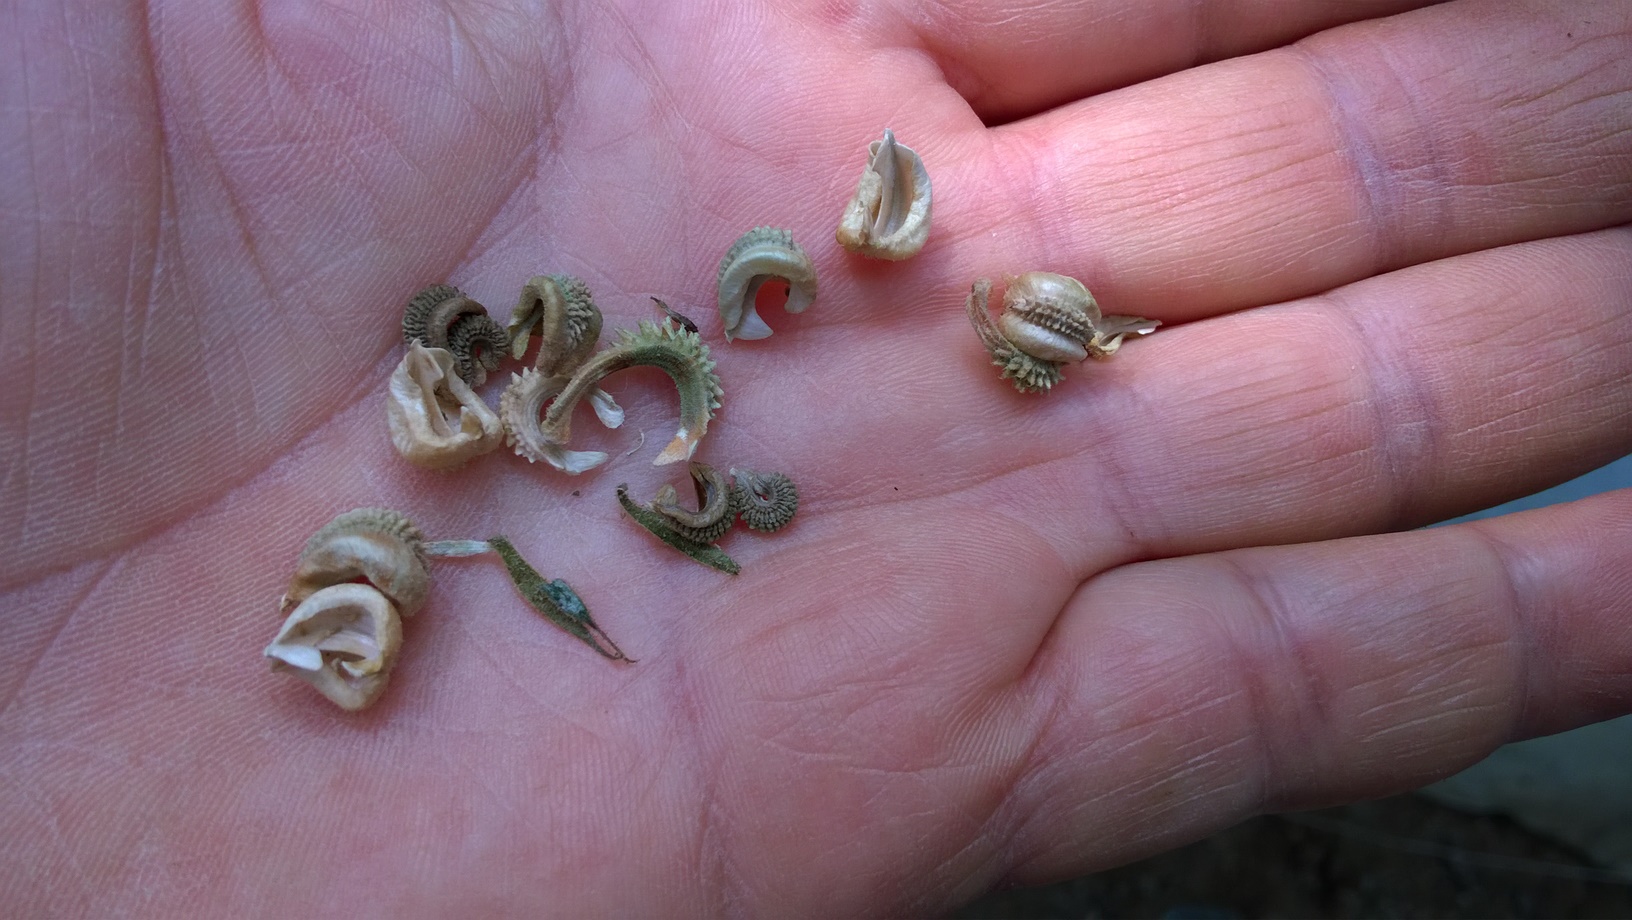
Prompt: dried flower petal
<box><xmin>265</xmin><ymin>582</ymin><xmax>403</xmax><ymax>711</ymax></box>
<box><xmin>836</xmin><ymin>128</ymin><xmax>932</xmax><ymax>260</ymax></box>
<box><xmin>387</xmin><ymin>343</ymin><xmax>504</xmax><ymax>469</ymax></box>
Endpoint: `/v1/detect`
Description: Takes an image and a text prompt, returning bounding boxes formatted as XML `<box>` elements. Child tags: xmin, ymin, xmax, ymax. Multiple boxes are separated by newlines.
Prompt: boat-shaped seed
<box><xmin>966</xmin><ymin>273</ymin><xmax>1159</xmax><ymax>394</ymax></box>
<box><xmin>717</xmin><ymin>227</ymin><xmax>817</xmax><ymax>341</ymax></box>
<box><xmin>836</xmin><ymin>128</ymin><xmax>932</xmax><ymax>260</ymax></box>
<box><xmin>282</xmin><ymin>508</ymin><xmax>430</xmax><ymax>617</ymax></box>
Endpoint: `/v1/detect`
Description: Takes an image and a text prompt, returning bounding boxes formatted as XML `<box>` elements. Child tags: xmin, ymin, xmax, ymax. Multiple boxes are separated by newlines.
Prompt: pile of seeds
<box><xmin>263</xmin><ymin>128</ymin><xmax>1158</xmax><ymax>711</ymax></box>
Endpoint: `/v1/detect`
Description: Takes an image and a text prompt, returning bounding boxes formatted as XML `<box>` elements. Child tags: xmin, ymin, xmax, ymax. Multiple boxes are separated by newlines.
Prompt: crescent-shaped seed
<box><xmin>717</xmin><ymin>227</ymin><xmax>818</xmax><ymax>341</ymax></box>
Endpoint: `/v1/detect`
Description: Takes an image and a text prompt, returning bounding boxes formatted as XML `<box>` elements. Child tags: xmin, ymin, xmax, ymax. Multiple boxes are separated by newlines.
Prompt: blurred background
<box><xmin>961</xmin><ymin>455</ymin><xmax>1632</xmax><ymax>918</ymax></box>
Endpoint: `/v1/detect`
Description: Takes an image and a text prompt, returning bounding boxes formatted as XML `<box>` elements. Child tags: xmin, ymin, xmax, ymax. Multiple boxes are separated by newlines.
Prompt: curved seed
<box><xmin>403</xmin><ymin>284</ymin><xmax>484</xmax><ymax>349</ymax></box>
<box><xmin>998</xmin><ymin>272</ymin><xmax>1098</xmax><ymax>362</ymax></box>
<box><xmin>536</xmin><ymin>319</ymin><xmax>723</xmax><ymax>472</ymax></box>
<box><xmin>447</xmin><ymin>314</ymin><xmax>509</xmax><ymax>387</ymax></box>
<box><xmin>717</xmin><ymin>227</ymin><xmax>818</xmax><ymax>341</ymax></box>
<box><xmin>402</xmin><ymin>284</ymin><xmax>510</xmax><ymax>387</ymax></box>
<box><xmin>509</xmin><ymin>274</ymin><xmax>603</xmax><ymax>374</ymax></box>
<box><xmin>649</xmin><ymin>463</ymin><xmax>736</xmax><ymax>544</ymax></box>
<box><xmin>499</xmin><ymin>368</ymin><xmax>611</xmax><ymax>474</ymax></box>
<box><xmin>966</xmin><ymin>274</ymin><xmax>1157</xmax><ymax>393</ymax></box>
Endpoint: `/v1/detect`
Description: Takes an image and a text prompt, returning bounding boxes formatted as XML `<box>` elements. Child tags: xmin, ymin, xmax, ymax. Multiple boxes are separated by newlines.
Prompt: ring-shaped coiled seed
<box><xmin>447</xmin><ymin>313</ymin><xmax>510</xmax><ymax>387</ymax></box>
<box><xmin>730</xmin><ymin>469</ymin><xmax>798</xmax><ymax>533</ymax></box>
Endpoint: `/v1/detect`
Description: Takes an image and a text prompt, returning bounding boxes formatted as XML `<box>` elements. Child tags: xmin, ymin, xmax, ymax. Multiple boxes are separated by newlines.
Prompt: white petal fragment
<box><xmin>265</xmin><ymin>583</ymin><xmax>403</xmax><ymax>712</ymax></box>
<box><xmin>387</xmin><ymin>343</ymin><xmax>504</xmax><ymax>469</ymax></box>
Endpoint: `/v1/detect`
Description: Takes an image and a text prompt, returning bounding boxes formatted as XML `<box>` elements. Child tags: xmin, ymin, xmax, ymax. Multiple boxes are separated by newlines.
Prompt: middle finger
<box><xmin>944</xmin><ymin>0</ymin><xmax>1632</xmax><ymax>324</ymax></box>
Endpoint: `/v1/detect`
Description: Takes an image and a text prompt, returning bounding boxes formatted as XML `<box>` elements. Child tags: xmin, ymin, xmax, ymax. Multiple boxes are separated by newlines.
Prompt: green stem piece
<box><xmin>616</xmin><ymin>485</ymin><xmax>741</xmax><ymax>575</ymax></box>
<box><xmin>486</xmin><ymin>536</ymin><xmax>632</xmax><ymax>661</ymax></box>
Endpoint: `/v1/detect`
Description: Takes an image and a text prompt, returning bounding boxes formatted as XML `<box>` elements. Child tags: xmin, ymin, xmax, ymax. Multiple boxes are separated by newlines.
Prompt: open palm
<box><xmin>4</xmin><ymin>0</ymin><xmax>1631</xmax><ymax>914</ymax></box>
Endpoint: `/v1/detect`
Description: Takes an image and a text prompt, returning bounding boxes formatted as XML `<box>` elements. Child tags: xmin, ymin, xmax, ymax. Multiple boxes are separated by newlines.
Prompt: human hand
<box><xmin>3</xmin><ymin>0</ymin><xmax>1629</xmax><ymax>914</ymax></box>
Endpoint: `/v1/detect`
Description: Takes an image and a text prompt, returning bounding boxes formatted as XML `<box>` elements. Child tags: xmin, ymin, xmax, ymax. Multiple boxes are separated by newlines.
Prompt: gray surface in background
<box><xmin>1450</xmin><ymin>453</ymin><xmax>1632</xmax><ymax>520</ymax></box>
<box><xmin>1422</xmin><ymin>715</ymin><xmax>1632</xmax><ymax>871</ymax></box>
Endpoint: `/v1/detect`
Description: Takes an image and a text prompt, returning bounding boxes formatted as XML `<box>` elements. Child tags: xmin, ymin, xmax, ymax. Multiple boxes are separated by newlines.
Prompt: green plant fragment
<box><xmin>616</xmin><ymin>485</ymin><xmax>741</xmax><ymax>575</ymax></box>
<box><xmin>486</xmin><ymin>535</ymin><xmax>632</xmax><ymax>661</ymax></box>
